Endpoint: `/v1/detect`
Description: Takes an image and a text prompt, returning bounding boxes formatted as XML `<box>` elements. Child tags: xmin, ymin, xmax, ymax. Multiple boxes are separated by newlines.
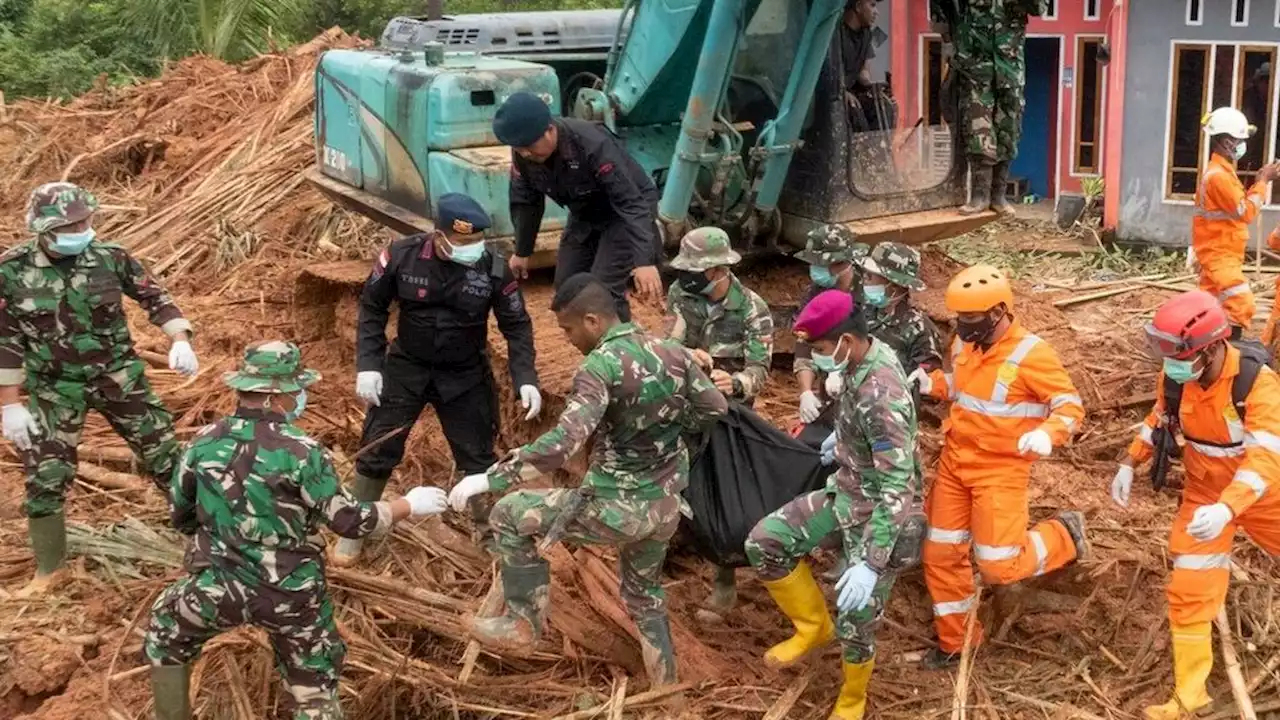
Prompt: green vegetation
<box><xmin>0</xmin><ymin>0</ymin><xmax>622</xmax><ymax>100</ymax></box>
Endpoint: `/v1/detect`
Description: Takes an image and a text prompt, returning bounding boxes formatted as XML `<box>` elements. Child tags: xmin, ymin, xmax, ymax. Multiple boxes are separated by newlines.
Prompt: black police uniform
<box><xmin>355</xmin><ymin>233</ymin><xmax>538</xmax><ymax>480</ymax></box>
<box><xmin>510</xmin><ymin>118</ymin><xmax>662</xmax><ymax>322</ymax></box>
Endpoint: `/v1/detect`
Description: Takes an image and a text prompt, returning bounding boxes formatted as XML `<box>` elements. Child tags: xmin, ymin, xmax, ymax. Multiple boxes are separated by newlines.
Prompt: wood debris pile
<box><xmin>0</xmin><ymin>32</ymin><xmax>1279</xmax><ymax>720</ymax></box>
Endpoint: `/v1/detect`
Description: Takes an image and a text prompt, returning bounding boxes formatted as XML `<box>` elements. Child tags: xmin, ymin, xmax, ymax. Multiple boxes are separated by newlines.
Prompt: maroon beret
<box><xmin>793</xmin><ymin>290</ymin><xmax>854</xmax><ymax>342</ymax></box>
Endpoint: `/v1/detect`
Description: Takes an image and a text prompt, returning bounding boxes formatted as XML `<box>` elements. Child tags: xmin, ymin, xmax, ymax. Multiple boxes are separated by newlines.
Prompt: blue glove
<box><xmin>835</xmin><ymin>561</ymin><xmax>879</xmax><ymax>612</ymax></box>
<box><xmin>820</xmin><ymin>431</ymin><xmax>837</xmax><ymax>466</ymax></box>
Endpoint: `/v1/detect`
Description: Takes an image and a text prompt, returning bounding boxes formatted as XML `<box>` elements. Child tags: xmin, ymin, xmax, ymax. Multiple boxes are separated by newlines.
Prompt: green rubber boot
<box><xmin>17</xmin><ymin>513</ymin><xmax>67</xmax><ymax>597</ymax></box>
<box><xmin>150</xmin><ymin>663</ymin><xmax>192</xmax><ymax>720</ymax></box>
<box><xmin>331</xmin><ymin>473</ymin><xmax>386</xmax><ymax>567</ymax></box>
<box><xmin>470</xmin><ymin>562</ymin><xmax>551</xmax><ymax>654</ymax></box>
<box><xmin>960</xmin><ymin>163</ymin><xmax>993</xmax><ymax>215</ymax></box>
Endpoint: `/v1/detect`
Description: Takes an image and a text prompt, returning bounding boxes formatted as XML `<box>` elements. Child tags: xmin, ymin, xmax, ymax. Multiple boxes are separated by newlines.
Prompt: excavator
<box><xmin>298</xmin><ymin>0</ymin><xmax>994</xmax><ymax>339</ymax></box>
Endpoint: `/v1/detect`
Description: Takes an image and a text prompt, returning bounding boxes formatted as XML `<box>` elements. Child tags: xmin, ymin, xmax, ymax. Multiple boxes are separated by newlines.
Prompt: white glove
<box><xmin>2</xmin><ymin>403</ymin><xmax>40</xmax><ymax>451</ymax></box>
<box><xmin>1185</xmin><ymin>245</ymin><xmax>1199</xmax><ymax>270</ymax></box>
<box><xmin>356</xmin><ymin>371</ymin><xmax>383</xmax><ymax>406</ymax></box>
<box><xmin>907</xmin><ymin>367</ymin><xmax>932</xmax><ymax>395</ymax></box>
<box><xmin>799</xmin><ymin>390</ymin><xmax>822</xmax><ymax>424</ymax></box>
<box><xmin>448</xmin><ymin>472</ymin><xmax>491</xmax><ymax>512</ymax></box>
<box><xmin>820</xmin><ymin>431</ymin><xmax>838</xmax><ymax>466</ymax></box>
<box><xmin>168</xmin><ymin>340</ymin><xmax>199</xmax><ymax>376</ymax></box>
<box><xmin>1187</xmin><ymin>503</ymin><xmax>1233</xmax><ymax>541</ymax></box>
<box><xmin>835</xmin><ymin>561</ymin><xmax>879</xmax><ymax>612</ymax></box>
<box><xmin>404</xmin><ymin>486</ymin><xmax>448</xmax><ymax>517</ymax></box>
<box><xmin>519</xmin><ymin>385</ymin><xmax>542</xmax><ymax>421</ymax></box>
<box><xmin>1111</xmin><ymin>465</ymin><xmax>1133</xmax><ymax>508</ymax></box>
<box><xmin>1017</xmin><ymin>429</ymin><xmax>1053</xmax><ymax>458</ymax></box>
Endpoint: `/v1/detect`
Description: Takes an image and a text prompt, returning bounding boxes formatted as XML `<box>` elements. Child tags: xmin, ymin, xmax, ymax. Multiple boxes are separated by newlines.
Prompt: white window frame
<box><xmin>1232</xmin><ymin>0</ymin><xmax>1251</xmax><ymax>27</ymax></box>
<box><xmin>1071</xmin><ymin>34</ymin><xmax>1108</xmax><ymax>176</ymax></box>
<box><xmin>1084</xmin><ymin>0</ymin><xmax>1101</xmax><ymax>21</ymax></box>
<box><xmin>1163</xmin><ymin>39</ymin><xmax>1280</xmax><ymax>208</ymax></box>
<box><xmin>1274</xmin><ymin>0</ymin><xmax>1280</xmax><ymax>27</ymax></box>
<box><xmin>1187</xmin><ymin>0</ymin><xmax>1203</xmax><ymax>25</ymax></box>
<box><xmin>1044</xmin><ymin>0</ymin><xmax>1058</xmax><ymax>21</ymax></box>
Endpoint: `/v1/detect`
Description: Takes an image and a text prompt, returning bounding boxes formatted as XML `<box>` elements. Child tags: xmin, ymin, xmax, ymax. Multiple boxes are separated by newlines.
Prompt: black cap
<box><xmin>493</xmin><ymin>92</ymin><xmax>553</xmax><ymax>147</ymax></box>
<box><xmin>436</xmin><ymin>193</ymin><xmax>491</xmax><ymax>234</ymax></box>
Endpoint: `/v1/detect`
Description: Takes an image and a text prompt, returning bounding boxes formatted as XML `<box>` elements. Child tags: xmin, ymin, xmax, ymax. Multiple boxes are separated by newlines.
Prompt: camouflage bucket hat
<box><xmin>794</xmin><ymin>225</ymin><xmax>869</xmax><ymax>266</ymax></box>
<box><xmin>223</xmin><ymin>341</ymin><xmax>320</xmax><ymax>394</ymax></box>
<box><xmin>26</xmin><ymin>182</ymin><xmax>99</xmax><ymax>235</ymax></box>
<box><xmin>863</xmin><ymin>242</ymin><xmax>925</xmax><ymax>291</ymax></box>
<box><xmin>669</xmin><ymin>227</ymin><xmax>741</xmax><ymax>271</ymax></box>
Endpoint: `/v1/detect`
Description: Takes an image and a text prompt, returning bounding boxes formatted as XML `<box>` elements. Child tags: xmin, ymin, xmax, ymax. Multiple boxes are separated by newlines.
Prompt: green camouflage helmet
<box><xmin>223</xmin><ymin>340</ymin><xmax>320</xmax><ymax>394</ymax></box>
<box><xmin>863</xmin><ymin>242</ymin><xmax>926</xmax><ymax>291</ymax></box>
<box><xmin>669</xmin><ymin>227</ymin><xmax>741</xmax><ymax>271</ymax></box>
<box><xmin>794</xmin><ymin>225</ymin><xmax>869</xmax><ymax>266</ymax></box>
<box><xmin>26</xmin><ymin>182</ymin><xmax>99</xmax><ymax>235</ymax></box>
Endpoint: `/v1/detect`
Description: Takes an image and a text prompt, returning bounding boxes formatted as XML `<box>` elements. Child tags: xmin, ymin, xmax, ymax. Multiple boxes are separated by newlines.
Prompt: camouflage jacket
<box><xmin>828</xmin><ymin>338</ymin><xmax>921</xmax><ymax>572</ymax></box>
<box><xmin>170</xmin><ymin>406</ymin><xmax>391</xmax><ymax>593</ymax></box>
<box><xmin>489</xmin><ymin>323</ymin><xmax>728</xmax><ymax>499</ymax></box>
<box><xmin>663</xmin><ymin>275</ymin><xmax>774</xmax><ymax>401</ymax></box>
<box><xmin>0</xmin><ymin>241</ymin><xmax>190</xmax><ymax>386</ymax></box>
<box><xmin>866</xmin><ymin>299</ymin><xmax>944</xmax><ymax>375</ymax></box>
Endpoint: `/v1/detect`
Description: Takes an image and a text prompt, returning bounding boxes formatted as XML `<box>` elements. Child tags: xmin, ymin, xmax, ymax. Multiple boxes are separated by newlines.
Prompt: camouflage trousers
<box><xmin>490</xmin><ymin>489</ymin><xmax>681</xmax><ymax>652</ymax></box>
<box><xmin>144</xmin><ymin>568</ymin><xmax>346</xmax><ymax>720</ymax></box>
<box><xmin>953</xmin><ymin>20</ymin><xmax>1028</xmax><ymax>164</ymax></box>
<box><xmin>23</xmin><ymin>358</ymin><xmax>176</xmax><ymax>518</ymax></box>
<box><xmin>744</xmin><ymin>490</ymin><xmax>898</xmax><ymax>663</ymax></box>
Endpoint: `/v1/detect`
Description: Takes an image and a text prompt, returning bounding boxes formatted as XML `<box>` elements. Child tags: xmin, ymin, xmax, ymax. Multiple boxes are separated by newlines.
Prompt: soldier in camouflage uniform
<box><xmin>793</xmin><ymin>225</ymin><xmax>869</xmax><ymax>445</ymax></box>
<box><xmin>144</xmin><ymin>341</ymin><xmax>447</xmax><ymax>720</ymax></box>
<box><xmin>745</xmin><ymin>290</ymin><xmax>922</xmax><ymax>720</ymax></box>
<box><xmin>664</xmin><ymin>226</ymin><xmax>775</xmax><ymax>612</ymax></box>
<box><xmin>860</xmin><ymin>242</ymin><xmax>944</xmax><ymax>383</ymax></box>
<box><xmin>0</xmin><ymin>182</ymin><xmax>198</xmax><ymax>595</ymax></box>
<box><xmin>935</xmin><ymin>0</ymin><xmax>1045</xmax><ymax>217</ymax></box>
<box><xmin>448</xmin><ymin>274</ymin><xmax>728</xmax><ymax>689</ymax></box>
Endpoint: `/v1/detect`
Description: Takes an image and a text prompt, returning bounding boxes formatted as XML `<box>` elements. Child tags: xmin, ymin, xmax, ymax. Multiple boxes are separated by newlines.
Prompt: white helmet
<box><xmin>1202</xmin><ymin>107</ymin><xmax>1255</xmax><ymax>139</ymax></box>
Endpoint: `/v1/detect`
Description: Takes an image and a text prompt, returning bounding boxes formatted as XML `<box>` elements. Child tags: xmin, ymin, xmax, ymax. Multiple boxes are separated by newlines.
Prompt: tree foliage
<box><xmin>0</xmin><ymin>0</ymin><xmax>624</xmax><ymax>99</ymax></box>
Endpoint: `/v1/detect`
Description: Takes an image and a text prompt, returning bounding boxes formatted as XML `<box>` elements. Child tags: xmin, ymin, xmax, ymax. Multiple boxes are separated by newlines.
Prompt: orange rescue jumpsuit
<box><xmin>1126</xmin><ymin>346</ymin><xmax>1280</xmax><ymax>628</ymax></box>
<box><xmin>1262</xmin><ymin>226</ymin><xmax>1280</xmax><ymax>352</ymax></box>
<box><xmin>922</xmin><ymin>320</ymin><xmax>1086</xmax><ymax>653</ymax></box>
<box><xmin>1193</xmin><ymin>154</ymin><xmax>1267</xmax><ymax>329</ymax></box>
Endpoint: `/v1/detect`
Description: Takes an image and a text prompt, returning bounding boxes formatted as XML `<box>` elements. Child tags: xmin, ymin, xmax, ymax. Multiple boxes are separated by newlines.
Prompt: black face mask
<box><xmin>956</xmin><ymin>308</ymin><xmax>1005</xmax><ymax>344</ymax></box>
<box><xmin>676</xmin><ymin>270</ymin><xmax>709</xmax><ymax>294</ymax></box>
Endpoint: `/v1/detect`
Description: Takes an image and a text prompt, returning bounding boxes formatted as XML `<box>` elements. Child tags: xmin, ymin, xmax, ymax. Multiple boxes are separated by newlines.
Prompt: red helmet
<box><xmin>1145</xmin><ymin>290</ymin><xmax>1230</xmax><ymax>359</ymax></box>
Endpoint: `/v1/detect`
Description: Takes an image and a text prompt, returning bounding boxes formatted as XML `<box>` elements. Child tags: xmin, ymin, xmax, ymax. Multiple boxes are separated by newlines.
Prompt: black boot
<box><xmin>921</xmin><ymin>646</ymin><xmax>962</xmax><ymax>670</ymax></box>
<box><xmin>960</xmin><ymin>163</ymin><xmax>993</xmax><ymax>215</ymax></box>
<box><xmin>469</xmin><ymin>561</ymin><xmax>551</xmax><ymax>654</ymax></box>
<box><xmin>990</xmin><ymin>161</ymin><xmax>1015</xmax><ymax>218</ymax></box>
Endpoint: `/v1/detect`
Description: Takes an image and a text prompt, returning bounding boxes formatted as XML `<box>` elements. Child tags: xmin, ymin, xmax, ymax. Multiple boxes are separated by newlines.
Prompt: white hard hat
<box><xmin>1202</xmin><ymin>107</ymin><xmax>1255</xmax><ymax>139</ymax></box>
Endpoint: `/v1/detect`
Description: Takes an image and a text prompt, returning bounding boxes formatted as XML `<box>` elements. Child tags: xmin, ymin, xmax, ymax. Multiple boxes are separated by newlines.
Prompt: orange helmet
<box><xmin>945</xmin><ymin>265</ymin><xmax>1014</xmax><ymax>313</ymax></box>
<box><xmin>1146</xmin><ymin>290</ymin><xmax>1230</xmax><ymax>359</ymax></box>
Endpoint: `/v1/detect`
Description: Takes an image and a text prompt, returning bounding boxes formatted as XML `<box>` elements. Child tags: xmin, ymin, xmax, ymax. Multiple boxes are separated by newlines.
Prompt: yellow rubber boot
<box><xmin>760</xmin><ymin>561</ymin><xmax>835</xmax><ymax>668</ymax></box>
<box><xmin>829</xmin><ymin>658</ymin><xmax>875</xmax><ymax>719</ymax></box>
<box><xmin>1144</xmin><ymin>622</ymin><xmax>1214</xmax><ymax>719</ymax></box>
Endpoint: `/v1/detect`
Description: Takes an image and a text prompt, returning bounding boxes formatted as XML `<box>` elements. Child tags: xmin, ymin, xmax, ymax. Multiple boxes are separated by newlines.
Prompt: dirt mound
<box><xmin>0</xmin><ymin>31</ymin><xmax>1276</xmax><ymax>720</ymax></box>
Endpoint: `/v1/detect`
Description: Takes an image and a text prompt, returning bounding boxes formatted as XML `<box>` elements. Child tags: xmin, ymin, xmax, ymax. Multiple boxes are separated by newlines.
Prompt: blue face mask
<box><xmin>48</xmin><ymin>228</ymin><xmax>95</xmax><ymax>256</ymax></box>
<box><xmin>863</xmin><ymin>284</ymin><xmax>890</xmax><ymax>308</ymax></box>
<box><xmin>812</xmin><ymin>337</ymin><xmax>848</xmax><ymax>374</ymax></box>
<box><xmin>1163</xmin><ymin>356</ymin><xmax>1203</xmax><ymax>385</ymax></box>
<box><xmin>285</xmin><ymin>389</ymin><xmax>307</xmax><ymax>421</ymax></box>
<box><xmin>810</xmin><ymin>265</ymin><xmax>839</xmax><ymax>288</ymax></box>
<box><xmin>1234</xmin><ymin>141</ymin><xmax>1248</xmax><ymax>161</ymax></box>
<box><xmin>446</xmin><ymin>237</ymin><xmax>485</xmax><ymax>266</ymax></box>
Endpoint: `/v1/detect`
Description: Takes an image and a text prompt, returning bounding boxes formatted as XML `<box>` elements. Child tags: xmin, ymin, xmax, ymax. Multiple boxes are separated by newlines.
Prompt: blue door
<box><xmin>1009</xmin><ymin>37</ymin><xmax>1059</xmax><ymax>200</ymax></box>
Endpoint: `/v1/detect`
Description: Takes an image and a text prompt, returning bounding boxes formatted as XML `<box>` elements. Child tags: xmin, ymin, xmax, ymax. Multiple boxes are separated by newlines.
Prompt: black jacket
<box><xmin>509</xmin><ymin>118</ymin><xmax>657</xmax><ymax>261</ymax></box>
<box><xmin>356</xmin><ymin>234</ymin><xmax>538</xmax><ymax>397</ymax></box>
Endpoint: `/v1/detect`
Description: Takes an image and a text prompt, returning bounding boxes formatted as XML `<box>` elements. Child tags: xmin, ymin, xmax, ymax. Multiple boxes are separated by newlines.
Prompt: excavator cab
<box><xmin>300</xmin><ymin>1</ymin><xmax>991</xmax><ymax>339</ymax></box>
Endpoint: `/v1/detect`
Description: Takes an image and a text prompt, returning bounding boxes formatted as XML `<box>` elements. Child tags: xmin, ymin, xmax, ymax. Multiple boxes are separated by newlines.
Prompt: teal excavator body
<box><xmin>309</xmin><ymin>1</ymin><xmax>994</xmax><ymax>269</ymax></box>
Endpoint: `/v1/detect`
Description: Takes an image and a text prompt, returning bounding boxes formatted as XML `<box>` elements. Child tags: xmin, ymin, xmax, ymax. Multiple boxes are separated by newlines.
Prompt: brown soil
<box><xmin>0</xmin><ymin>31</ymin><xmax>1275</xmax><ymax>720</ymax></box>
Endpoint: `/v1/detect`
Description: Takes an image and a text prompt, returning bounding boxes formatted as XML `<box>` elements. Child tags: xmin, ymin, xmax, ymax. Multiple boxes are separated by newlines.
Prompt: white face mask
<box><xmin>1233</xmin><ymin>141</ymin><xmax>1248</xmax><ymax>161</ymax></box>
<box><xmin>445</xmin><ymin>236</ymin><xmax>485</xmax><ymax>265</ymax></box>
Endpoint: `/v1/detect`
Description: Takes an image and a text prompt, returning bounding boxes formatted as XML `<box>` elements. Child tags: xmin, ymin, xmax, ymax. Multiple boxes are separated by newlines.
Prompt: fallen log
<box><xmin>77</xmin><ymin>462</ymin><xmax>147</xmax><ymax>491</ymax></box>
